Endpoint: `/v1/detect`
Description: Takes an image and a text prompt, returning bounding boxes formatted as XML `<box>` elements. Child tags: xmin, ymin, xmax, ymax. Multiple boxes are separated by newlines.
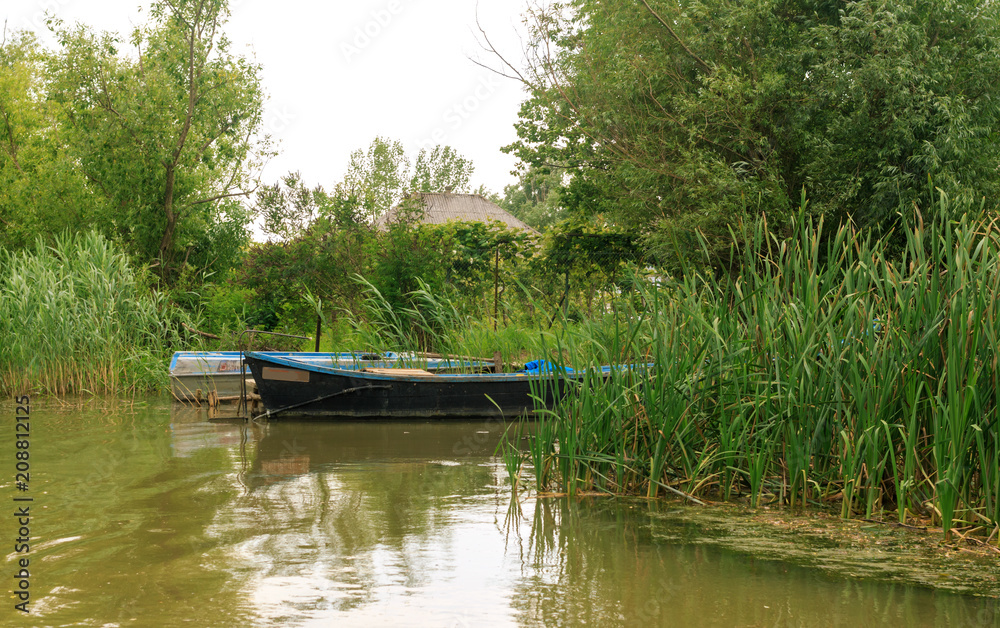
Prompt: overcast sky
<box><xmin>4</xmin><ymin>0</ymin><xmax>531</xmax><ymax>195</ymax></box>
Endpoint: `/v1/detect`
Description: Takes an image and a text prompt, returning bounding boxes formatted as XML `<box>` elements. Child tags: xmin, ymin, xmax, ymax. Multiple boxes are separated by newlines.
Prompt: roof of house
<box><xmin>379</xmin><ymin>192</ymin><xmax>539</xmax><ymax>234</ymax></box>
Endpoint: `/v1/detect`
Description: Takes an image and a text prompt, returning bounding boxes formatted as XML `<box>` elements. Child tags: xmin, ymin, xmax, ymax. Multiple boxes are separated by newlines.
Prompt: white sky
<box><xmin>4</xmin><ymin>0</ymin><xmax>531</xmax><ymax>195</ymax></box>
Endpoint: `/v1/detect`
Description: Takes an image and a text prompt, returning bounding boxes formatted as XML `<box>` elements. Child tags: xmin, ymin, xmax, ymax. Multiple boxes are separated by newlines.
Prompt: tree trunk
<box><xmin>159</xmin><ymin>163</ymin><xmax>177</xmax><ymax>276</ymax></box>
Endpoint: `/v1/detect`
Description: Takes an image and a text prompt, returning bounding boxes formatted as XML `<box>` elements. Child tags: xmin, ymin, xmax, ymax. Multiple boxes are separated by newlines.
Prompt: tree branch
<box><xmin>470</xmin><ymin>8</ymin><xmax>527</xmax><ymax>84</ymax></box>
<box><xmin>0</xmin><ymin>101</ymin><xmax>23</xmax><ymax>172</ymax></box>
<box><xmin>182</xmin><ymin>322</ymin><xmax>221</xmax><ymax>340</ymax></box>
<box><xmin>186</xmin><ymin>187</ymin><xmax>254</xmax><ymax>207</ymax></box>
<box><xmin>639</xmin><ymin>0</ymin><xmax>713</xmax><ymax>75</ymax></box>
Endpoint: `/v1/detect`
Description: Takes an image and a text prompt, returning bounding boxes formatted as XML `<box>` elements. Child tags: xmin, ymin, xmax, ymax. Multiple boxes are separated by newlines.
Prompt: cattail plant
<box><xmin>509</xmin><ymin>197</ymin><xmax>1000</xmax><ymax>543</ymax></box>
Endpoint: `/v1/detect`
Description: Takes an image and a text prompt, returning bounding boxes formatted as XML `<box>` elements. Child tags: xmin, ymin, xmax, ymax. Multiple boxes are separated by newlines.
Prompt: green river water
<box><xmin>2</xmin><ymin>397</ymin><xmax>999</xmax><ymax>627</ymax></box>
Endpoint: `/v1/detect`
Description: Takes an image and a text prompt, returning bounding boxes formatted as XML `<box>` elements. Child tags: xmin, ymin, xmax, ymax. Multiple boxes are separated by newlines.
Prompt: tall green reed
<box><xmin>342</xmin><ymin>274</ymin><xmax>480</xmax><ymax>358</ymax></box>
<box><xmin>517</xmin><ymin>199</ymin><xmax>1000</xmax><ymax>541</ymax></box>
<box><xmin>0</xmin><ymin>231</ymin><xmax>187</xmax><ymax>395</ymax></box>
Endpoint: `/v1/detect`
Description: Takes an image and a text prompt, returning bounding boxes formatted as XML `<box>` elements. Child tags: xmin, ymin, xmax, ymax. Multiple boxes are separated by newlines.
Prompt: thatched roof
<box><xmin>379</xmin><ymin>192</ymin><xmax>538</xmax><ymax>234</ymax></box>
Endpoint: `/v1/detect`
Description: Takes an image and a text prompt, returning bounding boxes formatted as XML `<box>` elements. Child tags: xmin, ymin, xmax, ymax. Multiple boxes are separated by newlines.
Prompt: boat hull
<box><xmin>169</xmin><ymin>351</ymin><xmax>491</xmax><ymax>402</ymax></box>
<box><xmin>169</xmin><ymin>352</ymin><xmax>248</xmax><ymax>400</ymax></box>
<box><xmin>245</xmin><ymin>352</ymin><xmax>577</xmax><ymax>419</ymax></box>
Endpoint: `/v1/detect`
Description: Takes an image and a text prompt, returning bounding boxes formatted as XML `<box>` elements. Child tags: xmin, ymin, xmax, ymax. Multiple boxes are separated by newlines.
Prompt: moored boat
<box><xmin>169</xmin><ymin>351</ymin><xmax>492</xmax><ymax>402</ymax></box>
<box><xmin>244</xmin><ymin>351</ymin><xmax>602</xmax><ymax>419</ymax></box>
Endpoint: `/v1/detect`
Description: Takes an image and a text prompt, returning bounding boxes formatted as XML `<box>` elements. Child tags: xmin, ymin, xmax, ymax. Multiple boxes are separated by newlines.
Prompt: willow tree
<box><xmin>496</xmin><ymin>0</ymin><xmax>1000</xmax><ymax>269</ymax></box>
<box><xmin>48</xmin><ymin>0</ymin><xmax>271</xmax><ymax>280</ymax></box>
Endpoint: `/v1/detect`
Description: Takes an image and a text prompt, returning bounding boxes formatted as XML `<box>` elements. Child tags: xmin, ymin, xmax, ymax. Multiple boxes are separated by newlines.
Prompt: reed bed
<box><xmin>517</xmin><ymin>207</ymin><xmax>1000</xmax><ymax>542</ymax></box>
<box><xmin>0</xmin><ymin>232</ymin><xmax>186</xmax><ymax>395</ymax></box>
<box><xmin>341</xmin><ymin>274</ymin><xmax>557</xmax><ymax>367</ymax></box>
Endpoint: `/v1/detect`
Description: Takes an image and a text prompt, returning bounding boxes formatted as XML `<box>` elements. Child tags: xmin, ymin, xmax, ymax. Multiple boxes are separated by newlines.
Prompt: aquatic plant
<box><xmin>0</xmin><ymin>231</ymin><xmax>188</xmax><ymax>395</ymax></box>
<box><xmin>511</xmin><ymin>198</ymin><xmax>1000</xmax><ymax>542</ymax></box>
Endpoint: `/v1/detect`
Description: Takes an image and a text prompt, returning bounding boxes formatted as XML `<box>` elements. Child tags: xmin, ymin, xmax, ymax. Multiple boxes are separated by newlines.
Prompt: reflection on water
<box><xmin>512</xmin><ymin>499</ymin><xmax>1000</xmax><ymax>627</ymax></box>
<box><xmin>224</xmin><ymin>418</ymin><xmax>515</xmax><ymax>625</ymax></box>
<box><xmin>4</xmin><ymin>398</ymin><xmax>998</xmax><ymax>627</ymax></box>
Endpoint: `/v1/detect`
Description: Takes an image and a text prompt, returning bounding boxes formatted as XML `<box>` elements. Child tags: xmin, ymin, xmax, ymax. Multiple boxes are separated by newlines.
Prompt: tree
<box><xmin>327</xmin><ymin>139</ymin><xmax>460</xmax><ymax>309</ymax></box>
<box><xmin>501</xmin><ymin>164</ymin><xmax>566</xmax><ymax>230</ymax></box>
<box><xmin>333</xmin><ymin>137</ymin><xmax>481</xmax><ymax>224</ymax></box>
<box><xmin>47</xmin><ymin>0</ymin><xmax>271</xmax><ymax>280</ymax></box>
<box><xmin>248</xmin><ymin>170</ymin><xmax>375</xmax><ymax>328</ymax></box>
<box><xmin>258</xmin><ymin>171</ymin><xmax>331</xmax><ymax>241</ymax></box>
<box><xmin>495</xmin><ymin>0</ymin><xmax>1000</xmax><ymax>268</ymax></box>
<box><xmin>241</xmin><ymin>140</ymin><xmax>481</xmax><ymax>330</ymax></box>
<box><xmin>0</xmin><ymin>28</ymin><xmax>105</xmax><ymax>249</ymax></box>
<box><xmin>410</xmin><ymin>145</ymin><xmax>474</xmax><ymax>193</ymax></box>
<box><xmin>333</xmin><ymin>136</ymin><xmax>410</xmax><ymax>224</ymax></box>
<box><xmin>805</xmin><ymin>0</ymin><xmax>1000</xmax><ymax>230</ymax></box>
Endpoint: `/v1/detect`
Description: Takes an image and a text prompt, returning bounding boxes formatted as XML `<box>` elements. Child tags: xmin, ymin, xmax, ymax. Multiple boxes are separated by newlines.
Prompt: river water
<box><xmin>3</xmin><ymin>397</ymin><xmax>999</xmax><ymax>627</ymax></box>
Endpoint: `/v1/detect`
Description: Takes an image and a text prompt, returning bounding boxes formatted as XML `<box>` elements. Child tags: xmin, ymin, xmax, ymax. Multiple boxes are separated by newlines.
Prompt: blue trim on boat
<box><xmin>169</xmin><ymin>351</ymin><xmax>406</xmax><ymax>377</ymax></box>
<box><xmin>244</xmin><ymin>352</ymin><xmax>653</xmax><ymax>381</ymax></box>
<box><xmin>244</xmin><ymin>351</ymin><xmax>529</xmax><ymax>382</ymax></box>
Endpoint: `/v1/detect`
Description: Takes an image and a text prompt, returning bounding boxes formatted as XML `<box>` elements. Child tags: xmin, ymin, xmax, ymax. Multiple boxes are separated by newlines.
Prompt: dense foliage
<box><xmin>1</xmin><ymin>0</ymin><xmax>269</xmax><ymax>281</ymax></box>
<box><xmin>501</xmin><ymin>0</ymin><xmax>1000</xmax><ymax>268</ymax></box>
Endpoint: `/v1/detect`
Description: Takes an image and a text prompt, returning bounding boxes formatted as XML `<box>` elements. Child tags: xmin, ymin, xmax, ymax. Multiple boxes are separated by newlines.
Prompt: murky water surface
<box><xmin>3</xmin><ymin>398</ymin><xmax>999</xmax><ymax>627</ymax></box>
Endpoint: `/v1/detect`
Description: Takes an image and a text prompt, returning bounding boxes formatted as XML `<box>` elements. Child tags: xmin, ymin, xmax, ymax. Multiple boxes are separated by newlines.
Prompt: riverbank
<box><xmin>8</xmin><ymin>213</ymin><xmax>1000</xmax><ymax>548</ymax></box>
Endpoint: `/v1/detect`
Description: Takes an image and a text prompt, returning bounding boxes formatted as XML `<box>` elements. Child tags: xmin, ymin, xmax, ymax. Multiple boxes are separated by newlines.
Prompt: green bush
<box><xmin>199</xmin><ymin>284</ymin><xmax>257</xmax><ymax>335</ymax></box>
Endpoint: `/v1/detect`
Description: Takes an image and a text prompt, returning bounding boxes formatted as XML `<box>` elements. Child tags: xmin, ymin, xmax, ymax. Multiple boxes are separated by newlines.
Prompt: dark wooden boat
<box><xmin>244</xmin><ymin>351</ymin><xmax>601</xmax><ymax>419</ymax></box>
<box><xmin>170</xmin><ymin>350</ymin><xmax>492</xmax><ymax>402</ymax></box>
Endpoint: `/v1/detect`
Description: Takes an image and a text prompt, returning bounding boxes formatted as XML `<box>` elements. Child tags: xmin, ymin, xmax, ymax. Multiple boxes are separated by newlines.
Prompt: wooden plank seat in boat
<box><xmin>362</xmin><ymin>368</ymin><xmax>435</xmax><ymax>376</ymax></box>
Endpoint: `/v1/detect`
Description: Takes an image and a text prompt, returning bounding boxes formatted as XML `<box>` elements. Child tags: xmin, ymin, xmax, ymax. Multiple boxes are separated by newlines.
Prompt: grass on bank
<box><xmin>0</xmin><ymin>232</ymin><xmax>188</xmax><ymax>396</ymax></box>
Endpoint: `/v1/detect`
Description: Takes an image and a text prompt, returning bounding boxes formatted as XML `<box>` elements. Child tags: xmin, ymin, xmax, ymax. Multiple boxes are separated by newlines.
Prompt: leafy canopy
<box><xmin>502</xmin><ymin>0</ymin><xmax>1000</xmax><ymax>268</ymax></box>
<box><xmin>0</xmin><ymin>29</ymin><xmax>108</xmax><ymax>249</ymax></box>
<box><xmin>45</xmin><ymin>0</ymin><xmax>272</xmax><ymax>280</ymax></box>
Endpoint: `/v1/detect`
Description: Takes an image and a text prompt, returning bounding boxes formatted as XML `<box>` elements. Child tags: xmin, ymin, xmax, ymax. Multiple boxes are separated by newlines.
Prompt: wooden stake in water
<box><xmin>315</xmin><ymin>315</ymin><xmax>322</xmax><ymax>352</ymax></box>
<box><xmin>494</xmin><ymin>245</ymin><xmax>500</xmax><ymax>331</ymax></box>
